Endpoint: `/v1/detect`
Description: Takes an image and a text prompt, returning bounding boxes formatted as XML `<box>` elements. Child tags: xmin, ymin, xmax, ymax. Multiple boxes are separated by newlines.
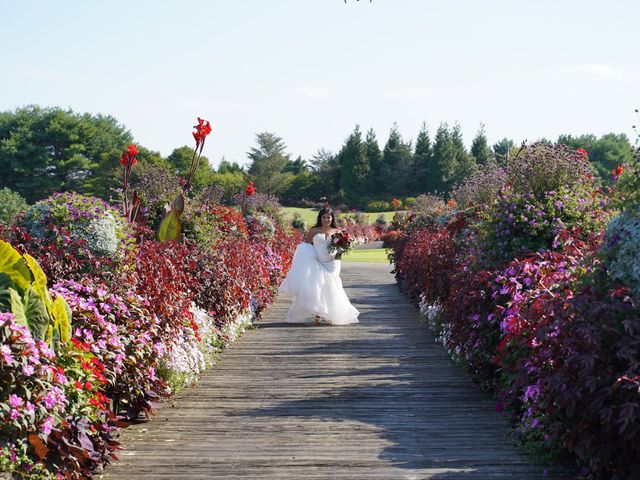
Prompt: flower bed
<box><xmin>0</xmin><ymin>189</ymin><xmax>298</xmax><ymax>478</ymax></box>
<box><xmin>389</xmin><ymin>143</ymin><xmax>640</xmax><ymax>478</ymax></box>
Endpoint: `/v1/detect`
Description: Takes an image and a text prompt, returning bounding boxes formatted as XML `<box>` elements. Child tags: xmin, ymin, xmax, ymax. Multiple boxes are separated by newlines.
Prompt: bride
<box><xmin>279</xmin><ymin>208</ymin><xmax>360</xmax><ymax>325</ymax></box>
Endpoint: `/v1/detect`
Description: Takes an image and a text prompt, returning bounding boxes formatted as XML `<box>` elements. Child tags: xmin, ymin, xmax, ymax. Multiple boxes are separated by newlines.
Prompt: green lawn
<box><xmin>281</xmin><ymin>207</ymin><xmax>319</xmax><ymax>225</ymax></box>
<box><xmin>281</xmin><ymin>207</ymin><xmax>398</xmax><ymax>225</ymax></box>
<box><xmin>342</xmin><ymin>248</ymin><xmax>389</xmax><ymax>263</ymax></box>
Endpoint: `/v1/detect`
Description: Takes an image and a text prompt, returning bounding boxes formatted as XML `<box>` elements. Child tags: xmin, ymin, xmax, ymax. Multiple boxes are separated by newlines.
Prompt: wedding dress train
<box><xmin>279</xmin><ymin>233</ymin><xmax>360</xmax><ymax>325</ymax></box>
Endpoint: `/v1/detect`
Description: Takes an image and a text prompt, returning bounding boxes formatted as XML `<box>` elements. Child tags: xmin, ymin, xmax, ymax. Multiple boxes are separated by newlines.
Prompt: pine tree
<box><xmin>410</xmin><ymin>122</ymin><xmax>433</xmax><ymax>195</ymax></box>
<box><xmin>380</xmin><ymin>123</ymin><xmax>413</xmax><ymax>196</ymax></box>
<box><xmin>364</xmin><ymin>128</ymin><xmax>382</xmax><ymax>192</ymax></box>
<box><xmin>247</xmin><ymin>132</ymin><xmax>292</xmax><ymax>194</ymax></box>
<box><xmin>338</xmin><ymin>126</ymin><xmax>370</xmax><ymax>204</ymax></box>
<box><xmin>450</xmin><ymin>122</ymin><xmax>476</xmax><ymax>185</ymax></box>
<box><xmin>429</xmin><ymin>123</ymin><xmax>452</xmax><ymax>194</ymax></box>
<box><xmin>470</xmin><ymin>124</ymin><xmax>493</xmax><ymax>166</ymax></box>
<box><xmin>492</xmin><ymin>138</ymin><xmax>515</xmax><ymax>165</ymax></box>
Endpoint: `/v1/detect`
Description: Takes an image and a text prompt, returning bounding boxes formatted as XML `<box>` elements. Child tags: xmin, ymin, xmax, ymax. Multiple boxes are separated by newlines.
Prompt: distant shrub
<box><xmin>291</xmin><ymin>213</ymin><xmax>307</xmax><ymax>232</ymax></box>
<box><xmin>365</xmin><ymin>200</ymin><xmax>391</xmax><ymax>212</ymax></box>
<box><xmin>0</xmin><ymin>187</ymin><xmax>28</xmax><ymax>225</ymax></box>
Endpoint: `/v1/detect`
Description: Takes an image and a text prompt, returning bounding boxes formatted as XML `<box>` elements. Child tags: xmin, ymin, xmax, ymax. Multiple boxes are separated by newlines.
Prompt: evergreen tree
<box><xmin>247</xmin><ymin>132</ymin><xmax>293</xmax><ymax>194</ymax></box>
<box><xmin>309</xmin><ymin>148</ymin><xmax>340</xmax><ymax>199</ymax></box>
<box><xmin>0</xmin><ymin>105</ymin><xmax>133</xmax><ymax>202</ymax></box>
<box><xmin>410</xmin><ymin>122</ymin><xmax>433</xmax><ymax>195</ymax></box>
<box><xmin>429</xmin><ymin>123</ymin><xmax>452</xmax><ymax>194</ymax></box>
<box><xmin>337</xmin><ymin>126</ymin><xmax>370</xmax><ymax>204</ymax></box>
<box><xmin>166</xmin><ymin>145</ymin><xmax>214</xmax><ymax>192</ymax></box>
<box><xmin>284</xmin><ymin>155</ymin><xmax>308</xmax><ymax>174</ymax></box>
<box><xmin>380</xmin><ymin>123</ymin><xmax>413</xmax><ymax>196</ymax></box>
<box><xmin>557</xmin><ymin>133</ymin><xmax>634</xmax><ymax>183</ymax></box>
<box><xmin>450</xmin><ymin>122</ymin><xmax>476</xmax><ymax>184</ymax></box>
<box><xmin>364</xmin><ymin>128</ymin><xmax>382</xmax><ymax>191</ymax></box>
<box><xmin>493</xmin><ymin>138</ymin><xmax>515</xmax><ymax>165</ymax></box>
<box><xmin>470</xmin><ymin>124</ymin><xmax>493</xmax><ymax>166</ymax></box>
<box><xmin>217</xmin><ymin>158</ymin><xmax>245</xmax><ymax>174</ymax></box>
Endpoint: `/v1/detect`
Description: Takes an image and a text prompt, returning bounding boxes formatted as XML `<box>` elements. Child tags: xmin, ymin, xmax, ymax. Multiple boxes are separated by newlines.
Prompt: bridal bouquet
<box><xmin>328</xmin><ymin>231</ymin><xmax>353</xmax><ymax>260</ymax></box>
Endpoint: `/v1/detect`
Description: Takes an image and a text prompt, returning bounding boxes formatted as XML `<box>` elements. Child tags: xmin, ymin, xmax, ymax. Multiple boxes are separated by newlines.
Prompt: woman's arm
<box><xmin>304</xmin><ymin>227</ymin><xmax>317</xmax><ymax>244</ymax></box>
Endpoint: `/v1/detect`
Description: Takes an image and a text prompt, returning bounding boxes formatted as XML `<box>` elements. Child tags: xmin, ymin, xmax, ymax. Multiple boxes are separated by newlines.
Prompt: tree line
<box><xmin>0</xmin><ymin>105</ymin><xmax>634</xmax><ymax>207</ymax></box>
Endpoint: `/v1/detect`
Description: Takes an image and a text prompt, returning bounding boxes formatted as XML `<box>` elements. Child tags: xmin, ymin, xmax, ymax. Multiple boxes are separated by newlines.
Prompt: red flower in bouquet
<box><xmin>328</xmin><ymin>230</ymin><xmax>353</xmax><ymax>259</ymax></box>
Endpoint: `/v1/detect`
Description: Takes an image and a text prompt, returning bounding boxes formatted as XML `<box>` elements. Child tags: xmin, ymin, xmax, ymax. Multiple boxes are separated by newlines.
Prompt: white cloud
<box><xmin>561</xmin><ymin>64</ymin><xmax>625</xmax><ymax>80</ymax></box>
<box><xmin>388</xmin><ymin>87</ymin><xmax>436</xmax><ymax>99</ymax></box>
<box><xmin>295</xmin><ymin>85</ymin><xmax>331</xmax><ymax>99</ymax></box>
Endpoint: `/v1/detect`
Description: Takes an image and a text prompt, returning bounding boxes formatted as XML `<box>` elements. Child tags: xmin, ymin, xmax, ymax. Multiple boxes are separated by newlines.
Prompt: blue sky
<box><xmin>1</xmin><ymin>0</ymin><xmax>638</xmax><ymax>168</ymax></box>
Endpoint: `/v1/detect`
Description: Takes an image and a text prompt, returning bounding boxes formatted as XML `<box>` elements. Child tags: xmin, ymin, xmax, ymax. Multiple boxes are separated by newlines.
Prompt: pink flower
<box><xmin>9</xmin><ymin>409</ymin><xmax>19</xmax><ymax>420</ymax></box>
<box><xmin>22</xmin><ymin>364</ymin><xmax>35</xmax><ymax>376</ymax></box>
<box><xmin>25</xmin><ymin>402</ymin><xmax>35</xmax><ymax>415</ymax></box>
<box><xmin>0</xmin><ymin>345</ymin><xmax>13</xmax><ymax>364</ymax></box>
<box><xmin>42</xmin><ymin>416</ymin><xmax>55</xmax><ymax>435</ymax></box>
<box><xmin>9</xmin><ymin>394</ymin><xmax>23</xmax><ymax>409</ymax></box>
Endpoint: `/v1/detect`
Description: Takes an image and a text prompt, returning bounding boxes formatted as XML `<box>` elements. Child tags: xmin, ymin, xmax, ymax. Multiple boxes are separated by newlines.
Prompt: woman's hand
<box><xmin>304</xmin><ymin>227</ymin><xmax>317</xmax><ymax>244</ymax></box>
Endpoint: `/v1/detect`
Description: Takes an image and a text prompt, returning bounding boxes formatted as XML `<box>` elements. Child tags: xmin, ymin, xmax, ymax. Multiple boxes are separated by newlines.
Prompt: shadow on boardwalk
<box><xmin>104</xmin><ymin>263</ymin><xmax>575</xmax><ymax>480</ymax></box>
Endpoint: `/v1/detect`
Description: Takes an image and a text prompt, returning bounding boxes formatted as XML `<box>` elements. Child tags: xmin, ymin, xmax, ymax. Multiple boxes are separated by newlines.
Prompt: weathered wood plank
<box><xmin>102</xmin><ymin>262</ymin><xmax>574</xmax><ymax>479</ymax></box>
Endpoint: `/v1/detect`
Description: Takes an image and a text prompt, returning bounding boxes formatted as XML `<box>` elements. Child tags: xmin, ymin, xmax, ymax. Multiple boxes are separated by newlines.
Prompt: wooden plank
<box><xmin>102</xmin><ymin>262</ymin><xmax>574</xmax><ymax>479</ymax></box>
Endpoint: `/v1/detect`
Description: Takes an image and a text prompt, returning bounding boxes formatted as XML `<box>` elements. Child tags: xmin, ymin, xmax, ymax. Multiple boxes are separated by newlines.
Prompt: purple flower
<box><xmin>21</xmin><ymin>364</ymin><xmax>35</xmax><ymax>376</ymax></box>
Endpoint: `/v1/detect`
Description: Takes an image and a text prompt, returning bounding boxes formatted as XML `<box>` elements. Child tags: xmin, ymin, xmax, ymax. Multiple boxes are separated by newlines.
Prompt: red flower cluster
<box><xmin>119</xmin><ymin>144</ymin><xmax>139</xmax><ymax>167</ymax></box>
<box><xmin>245</xmin><ymin>180</ymin><xmax>256</xmax><ymax>197</ymax></box>
<box><xmin>192</xmin><ymin>117</ymin><xmax>212</xmax><ymax>146</ymax></box>
<box><xmin>392</xmin><ymin>197</ymin><xmax>400</xmax><ymax>208</ymax></box>
<box><xmin>576</xmin><ymin>147</ymin><xmax>588</xmax><ymax>158</ymax></box>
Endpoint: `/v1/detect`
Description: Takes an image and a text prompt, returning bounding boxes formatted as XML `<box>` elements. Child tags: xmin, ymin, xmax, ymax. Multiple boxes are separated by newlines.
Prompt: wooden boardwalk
<box><xmin>103</xmin><ymin>263</ymin><xmax>572</xmax><ymax>479</ymax></box>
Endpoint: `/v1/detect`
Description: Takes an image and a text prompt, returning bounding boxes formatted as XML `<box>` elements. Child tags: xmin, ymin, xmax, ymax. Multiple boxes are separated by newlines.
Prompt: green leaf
<box><xmin>21</xmin><ymin>287</ymin><xmax>50</xmax><ymax>341</ymax></box>
<box><xmin>9</xmin><ymin>287</ymin><xmax>27</xmax><ymax>327</ymax></box>
<box><xmin>52</xmin><ymin>295</ymin><xmax>72</xmax><ymax>343</ymax></box>
<box><xmin>23</xmin><ymin>253</ymin><xmax>53</xmax><ymax>316</ymax></box>
<box><xmin>0</xmin><ymin>273</ymin><xmax>14</xmax><ymax>311</ymax></box>
<box><xmin>0</xmin><ymin>241</ymin><xmax>31</xmax><ymax>292</ymax></box>
<box><xmin>157</xmin><ymin>209</ymin><xmax>182</xmax><ymax>242</ymax></box>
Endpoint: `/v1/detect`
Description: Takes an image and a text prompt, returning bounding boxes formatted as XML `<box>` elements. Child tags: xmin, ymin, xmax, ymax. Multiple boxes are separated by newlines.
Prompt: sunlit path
<box><xmin>104</xmin><ymin>263</ymin><xmax>571</xmax><ymax>479</ymax></box>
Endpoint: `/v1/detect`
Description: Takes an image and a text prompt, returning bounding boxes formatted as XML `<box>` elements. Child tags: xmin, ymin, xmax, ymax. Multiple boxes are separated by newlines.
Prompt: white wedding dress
<box><xmin>279</xmin><ymin>233</ymin><xmax>360</xmax><ymax>325</ymax></box>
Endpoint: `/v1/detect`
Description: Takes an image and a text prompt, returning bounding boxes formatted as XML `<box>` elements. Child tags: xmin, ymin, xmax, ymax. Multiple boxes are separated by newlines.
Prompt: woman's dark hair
<box><xmin>315</xmin><ymin>208</ymin><xmax>337</xmax><ymax>228</ymax></box>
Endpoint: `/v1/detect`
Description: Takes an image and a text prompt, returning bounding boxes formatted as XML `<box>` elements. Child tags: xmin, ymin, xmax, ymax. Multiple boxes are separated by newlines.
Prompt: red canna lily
<box><xmin>245</xmin><ymin>180</ymin><xmax>256</xmax><ymax>197</ymax></box>
<box><xmin>183</xmin><ymin>117</ymin><xmax>213</xmax><ymax>193</ymax></box>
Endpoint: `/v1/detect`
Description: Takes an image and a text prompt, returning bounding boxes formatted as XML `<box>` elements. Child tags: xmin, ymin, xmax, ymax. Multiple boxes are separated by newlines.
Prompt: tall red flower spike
<box><xmin>184</xmin><ymin>117</ymin><xmax>212</xmax><ymax>193</ymax></box>
<box><xmin>245</xmin><ymin>180</ymin><xmax>256</xmax><ymax>197</ymax></box>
